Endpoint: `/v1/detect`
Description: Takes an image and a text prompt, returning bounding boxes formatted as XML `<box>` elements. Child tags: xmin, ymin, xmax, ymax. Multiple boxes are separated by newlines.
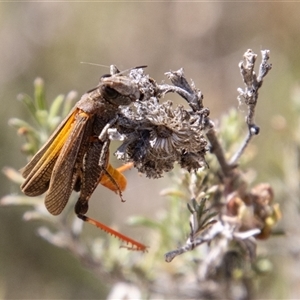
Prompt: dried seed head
<box><xmin>115</xmin><ymin>96</ymin><xmax>208</xmax><ymax>178</ymax></box>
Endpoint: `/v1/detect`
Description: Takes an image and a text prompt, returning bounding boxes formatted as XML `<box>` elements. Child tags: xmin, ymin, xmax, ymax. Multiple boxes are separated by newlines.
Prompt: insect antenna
<box><xmin>114</xmin><ymin>65</ymin><xmax>147</xmax><ymax>76</ymax></box>
<box><xmin>80</xmin><ymin>62</ymin><xmax>147</xmax><ymax>75</ymax></box>
<box><xmin>80</xmin><ymin>62</ymin><xmax>110</xmax><ymax>68</ymax></box>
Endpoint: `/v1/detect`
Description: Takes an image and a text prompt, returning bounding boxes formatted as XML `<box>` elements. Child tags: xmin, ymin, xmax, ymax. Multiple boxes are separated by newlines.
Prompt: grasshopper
<box><xmin>21</xmin><ymin>66</ymin><xmax>147</xmax><ymax>251</ymax></box>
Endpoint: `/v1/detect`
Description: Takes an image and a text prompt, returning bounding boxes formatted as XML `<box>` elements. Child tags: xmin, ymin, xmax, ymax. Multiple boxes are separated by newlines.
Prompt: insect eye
<box><xmin>102</xmin><ymin>85</ymin><xmax>120</xmax><ymax>99</ymax></box>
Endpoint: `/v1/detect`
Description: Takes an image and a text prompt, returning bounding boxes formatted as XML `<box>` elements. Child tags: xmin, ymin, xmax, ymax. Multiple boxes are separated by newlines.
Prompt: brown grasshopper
<box><xmin>21</xmin><ymin>66</ymin><xmax>147</xmax><ymax>251</ymax></box>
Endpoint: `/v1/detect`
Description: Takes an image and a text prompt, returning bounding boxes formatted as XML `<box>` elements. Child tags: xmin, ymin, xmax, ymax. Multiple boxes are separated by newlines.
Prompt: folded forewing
<box><xmin>44</xmin><ymin>111</ymin><xmax>92</xmax><ymax>215</ymax></box>
<box><xmin>21</xmin><ymin>108</ymin><xmax>78</xmax><ymax>196</ymax></box>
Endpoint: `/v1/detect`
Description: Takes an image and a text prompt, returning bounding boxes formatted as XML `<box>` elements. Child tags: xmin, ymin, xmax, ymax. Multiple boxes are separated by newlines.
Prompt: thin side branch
<box><xmin>237</xmin><ymin>49</ymin><xmax>272</xmax><ymax>131</ymax></box>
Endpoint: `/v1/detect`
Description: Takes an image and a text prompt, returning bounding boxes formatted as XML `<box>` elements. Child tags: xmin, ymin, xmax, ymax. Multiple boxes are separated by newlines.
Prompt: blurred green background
<box><xmin>1</xmin><ymin>2</ymin><xmax>300</xmax><ymax>299</ymax></box>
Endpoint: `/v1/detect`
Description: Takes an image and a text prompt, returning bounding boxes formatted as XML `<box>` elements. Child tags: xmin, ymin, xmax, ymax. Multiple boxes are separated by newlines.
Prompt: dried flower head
<box><xmin>111</xmin><ymin>68</ymin><xmax>209</xmax><ymax>178</ymax></box>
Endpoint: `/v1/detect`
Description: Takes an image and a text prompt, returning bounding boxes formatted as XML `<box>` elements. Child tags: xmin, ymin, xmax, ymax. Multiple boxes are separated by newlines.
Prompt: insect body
<box><xmin>21</xmin><ymin>67</ymin><xmax>146</xmax><ymax>251</ymax></box>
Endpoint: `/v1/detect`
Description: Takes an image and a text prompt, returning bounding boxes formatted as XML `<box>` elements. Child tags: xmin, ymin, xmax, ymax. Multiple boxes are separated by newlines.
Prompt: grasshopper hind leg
<box><xmin>75</xmin><ymin>197</ymin><xmax>89</xmax><ymax>215</ymax></box>
<box><xmin>76</xmin><ymin>211</ymin><xmax>148</xmax><ymax>252</ymax></box>
<box><xmin>74</xmin><ymin>187</ymin><xmax>147</xmax><ymax>252</ymax></box>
